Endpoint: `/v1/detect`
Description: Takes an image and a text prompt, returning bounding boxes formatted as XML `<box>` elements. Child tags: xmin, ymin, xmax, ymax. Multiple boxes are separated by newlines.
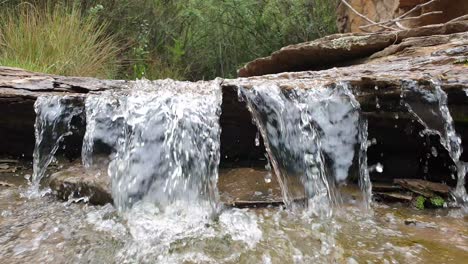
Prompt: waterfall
<box><xmin>30</xmin><ymin>96</ymin><xmax>83</xmax><ymax>193</ymax></box>
<box><xmin>358</xmin><ymin>119</ymin><xmax>372</xmax><ymax>210</ymax></box>
<box><xmin>82</xmin><ymin>92</ymin><xmax>123</xmax><ymax>169</ymax></box>
<box><xmin>239</xmin><ymin>82</ymin><xmax>369</xmax><ymax>215</ymax></box>
<box><xmin>402</xmin><ymin>81</ymin><xmax>467</xmax><ymax>205</ymax></box>
<box><xmin>82</xmin><ymin>80</ymin><xmax>222</xmax><ymax>212</ymax></box>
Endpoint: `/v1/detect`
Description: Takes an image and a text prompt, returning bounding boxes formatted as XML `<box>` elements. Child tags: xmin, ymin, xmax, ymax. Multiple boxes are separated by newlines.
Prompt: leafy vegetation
<box><xmin>414</xmin><ymin>196</ymin><xmax>426</xmax><ymax>210</ymax></box>
<box><xmin>0</xmin><ymin>0</ymin><xmax>338</xmax><ymax>80</ymax></box>
<box><xmin>429</xmin><ymin>196</ymin><xmax>445</xmax><ymax>208</ymax></box>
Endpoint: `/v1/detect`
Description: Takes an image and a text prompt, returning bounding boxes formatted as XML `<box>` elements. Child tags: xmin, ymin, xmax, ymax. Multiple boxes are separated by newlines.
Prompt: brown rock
<box><xmin>49</xmin><ymin>165</ymin><xmax>112</xmax><ymax>205</ymax></box>
<box><xmin>394</xmin><ymin>178</ymin><xmax>451</xmax><ymax>198</ymax></box>
<box><xmin>238</xmin><ymin>21</ymin><xmax>468</xmax><ymax>77</ymax></box>
<box><xmin>374</xmin><ymin>192</ymin><xmax>414</xmax><ymax>203</ymax></box>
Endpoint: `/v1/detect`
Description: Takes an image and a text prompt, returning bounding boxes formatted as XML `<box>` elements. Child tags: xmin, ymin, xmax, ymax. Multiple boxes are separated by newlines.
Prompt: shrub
<box><xmin>0</xmin><ymin>2</ymin><xmax>119</xmax><ymax>78</ymax></box>
<box><xmin>79</xmin><ymin>0</ymin><xmax>338</xmax><ymax>80</ymax></box>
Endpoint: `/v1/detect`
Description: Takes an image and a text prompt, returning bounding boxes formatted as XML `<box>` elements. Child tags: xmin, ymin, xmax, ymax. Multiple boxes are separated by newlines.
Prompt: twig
<box><xmin>397</xmin><ymin>11</ymin><xmax>443</xmax><ymax>22</ymax></box>
<box><xmin>396</xmin><ymin>0</ymin><xmax>440</xmax><ymax>20</ymax></box>
<box><xmin>447</xmin><ymin>14</ymin><xmax>468</xmax><ymax>23</ymax></box>
<box><xmin>340</xmin><ymin>0</ymin><xmax>398</xmax><ymax>31</ymax></box>
<box><xmin>395</xmin><ymin>22</ymin><xmax>409</xmax><ymax>30</ymax></box>
<box><xmin>361</xmin><ymin>10</ymin><xmax>443</xmax><ymax>30</ymax></box>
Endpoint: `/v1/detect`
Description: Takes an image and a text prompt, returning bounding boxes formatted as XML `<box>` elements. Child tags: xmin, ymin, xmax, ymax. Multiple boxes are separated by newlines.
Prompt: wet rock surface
<box><xmin>47</xmin><ymin>165</ymin><xmax>288</xmax><ymax>207</ymax></box>
<box><xmin>48</xmin><ymin>165</ymin><xmax>112</xmax><ymax>205</ymax></box>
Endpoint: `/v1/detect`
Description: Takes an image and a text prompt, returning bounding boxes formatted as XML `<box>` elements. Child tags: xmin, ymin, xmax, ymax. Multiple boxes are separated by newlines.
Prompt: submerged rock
<box><xmin>49</xmin><ymin>165</ymin><xmax>112</xmax><ymax>205</ymax></box>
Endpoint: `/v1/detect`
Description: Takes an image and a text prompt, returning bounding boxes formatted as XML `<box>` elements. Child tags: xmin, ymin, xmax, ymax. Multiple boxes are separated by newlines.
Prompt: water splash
<box><xmin>30</xmin><ymin>96</ymin><xmax>83</xmax><ymax>194</ymax></box>
<box><xmin>402</xmin><ymin>81</ymin><xmax>467</xmax><ymax>205</ymax></box>
<box><xmin>239</xmin><ymin>82</ymin><xmax>366</xmax><ymax>215</ymax></box>
<box><xmin>83</xmin><ymin>80</ymin><xmax>222</xmax><ymax>212</ymax></box>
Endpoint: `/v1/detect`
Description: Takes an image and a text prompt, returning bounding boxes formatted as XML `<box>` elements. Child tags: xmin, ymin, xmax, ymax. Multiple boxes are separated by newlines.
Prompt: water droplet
<box><xmin>394</xmin><ymin>114</ymin><xmax>399</xmax><ymax>120</ymax></box>
<box><xmin>264</xmin><ymin>172</ymin><xmax>272</xmax><ymax>183</ymax></box>
<box><xmin>431</xmin><ymin>147</ymin><xmax>438</xmax><ymax>157</ymax></box>
<box><xmin>255</xmin><ymin>132</ymin><xmax>260</xmax><ymax>146</ymax></box>
<box><xmin>24</xmin><ymin>174</ymin><xmax>31</xmax><ymax>180</ymax></box>
<box><xmin>375</xmin><ymin>163</ymin><xmax>384</xmax><ymax>173</ymax></box>
<box><xmin>374</xmin><ymin>86</ymin><xmax>379</xmax><ymax>91</ymax></box>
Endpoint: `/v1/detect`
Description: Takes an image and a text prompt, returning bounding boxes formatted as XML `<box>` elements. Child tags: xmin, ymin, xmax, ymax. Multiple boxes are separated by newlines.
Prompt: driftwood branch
<box><xmin>360</xmin><ymin>0</ymin><xmax>441</xmax><ymax>30</ymax></box>
<box><xmin>339</xmin><ymin>0</ymin><xmax>398</xmax><ymax>31</ymax></box>
<box><xmin>340</xmin><ymin>0</ymin><xmax>443</xmax><ymax>32</ymax></box>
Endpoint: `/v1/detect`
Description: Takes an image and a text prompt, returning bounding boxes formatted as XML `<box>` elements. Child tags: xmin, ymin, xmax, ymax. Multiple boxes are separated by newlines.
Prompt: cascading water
<box><xmin>30</xmin><ymin>96</ymin><xmax>83</xmax><ymax>194</ymax></box>
<box><xmin>82</xmin><ymin>80</ymin><xmax>222</xmax><ymax>212</ymax></box>
<box><xmin>358</xmin><ymin>119</ymin><xmax>372</xmax><ymax>210</ymax></box>
<box><xmin>402</xmin><ymin>81</ymin><xmax>467</xmax><ymax>205</ymax></box>
<box><xmin>81</xmin><ymin>93</ymin><xmax>123</xmax><ymax>169</ymax></box>
<box><xmin>80</xmin><ymin>80</ymin><xmax>227</xmax><ymax>261</ymax></box>
<box><xmin>239</xmin><ymin>82</ymin><xmax>370</xmax><ymax>215</ymax></box>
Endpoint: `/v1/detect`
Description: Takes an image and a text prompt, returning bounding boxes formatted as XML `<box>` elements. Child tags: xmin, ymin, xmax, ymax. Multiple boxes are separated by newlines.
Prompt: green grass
<box><xmin>0</xmin><ymin>3</ymin><xmax>119</xmax><ymax>78</ymax></box>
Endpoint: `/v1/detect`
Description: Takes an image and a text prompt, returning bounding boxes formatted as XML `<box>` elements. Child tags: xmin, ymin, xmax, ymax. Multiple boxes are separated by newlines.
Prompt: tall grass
<box><xmin>0</xmin><ymin>3</ymin><xmax>119</xmax><ymax>78</ymax></box>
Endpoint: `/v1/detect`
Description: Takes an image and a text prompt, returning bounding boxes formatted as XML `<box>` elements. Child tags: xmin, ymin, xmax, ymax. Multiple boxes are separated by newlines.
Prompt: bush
<box><xmin>0</xmin><ymin>2</ymin><xmax>119</xmax><ymax>78</ymax></box>
<box><xmin>72</xmin><ymin>0</ymin><xmax>338</xmax><ymax>80</ymax></box>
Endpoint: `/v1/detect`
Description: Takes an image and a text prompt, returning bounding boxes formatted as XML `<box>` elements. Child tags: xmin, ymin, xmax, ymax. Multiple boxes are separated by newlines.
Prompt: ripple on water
<box><xmin>0</xmin><ymin>186</ymin><xmax>467</xmax><ymax>263</ymax></box>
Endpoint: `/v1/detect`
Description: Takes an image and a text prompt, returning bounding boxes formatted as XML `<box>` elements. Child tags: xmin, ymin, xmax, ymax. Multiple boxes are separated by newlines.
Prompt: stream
<box><xmin>0</xmin><ymin>79</ymin><xmax>467</xmax><ymax>263</ymax></box>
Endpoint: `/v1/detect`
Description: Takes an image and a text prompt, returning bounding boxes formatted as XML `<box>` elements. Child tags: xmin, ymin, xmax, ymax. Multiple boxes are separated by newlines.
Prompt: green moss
<box><xmin>429</xmin><ymin>196</ymin><xmax>445</xmax><ymax>208</ymax></box>
<box><xmin>414</xmin><ymin>196</ymin><xmax>426</xmax><ymax>210</ymax></box>
<box><xmin>453</xmin><ymin>58</ymin><xmax>468</xmax><ymax>66</ymax></box>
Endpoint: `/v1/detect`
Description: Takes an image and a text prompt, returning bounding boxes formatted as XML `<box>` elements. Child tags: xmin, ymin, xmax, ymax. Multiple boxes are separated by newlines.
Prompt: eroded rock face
<box><xmin>237</xmin><ymin>21</ymin><xmax>468</xmax><ymax>77</ymax></box>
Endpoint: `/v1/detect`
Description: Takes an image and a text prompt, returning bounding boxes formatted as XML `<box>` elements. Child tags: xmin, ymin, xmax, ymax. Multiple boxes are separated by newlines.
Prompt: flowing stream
<box><xmin>2</xmin><ymin>79</ymin><xmax>467</xmax><ymax>263</ymax></box>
